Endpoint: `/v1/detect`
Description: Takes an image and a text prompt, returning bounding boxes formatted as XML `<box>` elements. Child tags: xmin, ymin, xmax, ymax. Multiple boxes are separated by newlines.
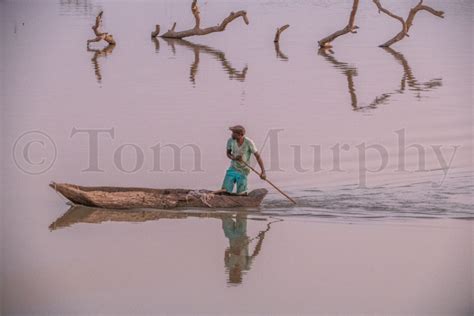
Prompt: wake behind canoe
<box><xmin>50</xmin><ymin>182</ymin><xmax>268</xmax><ymax>209</ymax></box>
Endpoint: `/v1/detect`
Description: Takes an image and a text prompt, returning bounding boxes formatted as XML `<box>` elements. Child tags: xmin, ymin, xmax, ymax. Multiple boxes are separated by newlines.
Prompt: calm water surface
<box><xmin>1</xmin><ymin>0</ymin><xmax>473</xmax><ymax>314</ymax></box>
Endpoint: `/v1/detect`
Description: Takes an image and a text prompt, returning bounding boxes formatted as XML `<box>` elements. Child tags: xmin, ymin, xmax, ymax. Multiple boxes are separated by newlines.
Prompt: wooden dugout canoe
<box><xmin>50</xmin><ymin>182</ymin><xmax>268</xmax><ymax>209</ymax></box>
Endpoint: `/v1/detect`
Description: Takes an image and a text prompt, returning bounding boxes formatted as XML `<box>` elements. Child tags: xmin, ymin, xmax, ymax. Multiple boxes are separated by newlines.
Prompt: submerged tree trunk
<box><xmin>318</xmin><ymin>0</ymin><xmax>359</xmax><ymax>48</ymax></box>
<box><xmin>151</xmin><ymin>0</ymin><xmax>249</xmax><ymax>39</ymax></box>
<box><xmin>372</xmin><ymin>0</ymin><xmax>444</xmax><ymax>47</ymax></box>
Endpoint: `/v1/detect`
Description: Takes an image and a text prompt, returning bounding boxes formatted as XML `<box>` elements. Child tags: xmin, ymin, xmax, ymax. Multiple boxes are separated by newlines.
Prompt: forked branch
<box><xmin>372</xmin><ymin>0</ymin><xmax>444</xmax><ymax>47</ymax></box>
<box><xmin>151</xmin><ymin>0</ymin><xmax>249</xmax><ymax>39</ymax></box>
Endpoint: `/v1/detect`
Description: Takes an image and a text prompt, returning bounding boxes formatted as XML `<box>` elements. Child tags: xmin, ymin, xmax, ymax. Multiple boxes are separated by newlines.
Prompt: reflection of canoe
<box><xmin>49</xmin><ymin>205</ymin><xmax>231</xmax><ymax>231</ymax></box>
<box><xmin>50</xmin><ymin>182</ymin><xmax>268</xmax><ymax>209</ymax></box>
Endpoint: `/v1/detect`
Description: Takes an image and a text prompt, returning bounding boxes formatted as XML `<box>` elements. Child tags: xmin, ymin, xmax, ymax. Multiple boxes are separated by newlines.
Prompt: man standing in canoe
<box><xmin>221</xmin><ymin>125</ymin><xmax>266</xmax><ymax>195</ymax></box>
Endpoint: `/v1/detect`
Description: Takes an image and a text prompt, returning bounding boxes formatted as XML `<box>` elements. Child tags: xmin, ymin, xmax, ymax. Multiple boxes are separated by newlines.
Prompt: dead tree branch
<box><xmin>151</xmin><ymin>0</ymin><xmax>249</xmax><ymax>39</ymax></box>
<box><xmin>372</xmin><ymin>0</ymin><xmax>444</xmax><ymax>47</ymax></box>
<box><xmin>274</xmin><ymin>24</ymin><xmax>290</xmax><ymax>43</ymax></box>
<box><xmin>318</xmin><ymin>0</ymin><xmax>359</xmax><ymax>48</ymax></box>
<box><xmin>87</xmin><ymin>11</ymin><xmax>116</xmax><ymax>45</ymax></box>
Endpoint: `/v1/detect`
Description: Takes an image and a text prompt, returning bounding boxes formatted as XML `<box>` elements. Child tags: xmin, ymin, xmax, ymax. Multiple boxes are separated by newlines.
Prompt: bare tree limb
<box><xmin>318</xmin><ymin>0</ymin><xmax>359</xmax><ymax>48</ymax></box>
<box><xmin>372</xmin><ymin>0</ymin><xmax>444</xmax><ymax>47</ymax></box>
<box><xmin>152</xmin><ymin>0</ymin><xmax>249</xmax><ymax>39</ymax></box>
<box><xmin>87</xmin><ymin>11</ymin><xmax>116</xmax><ymax>45</ymax></box>
<box><xmin>274</xmin><ymin>24</ymin><xmax>290</xmax><ymax>43</ymax></box>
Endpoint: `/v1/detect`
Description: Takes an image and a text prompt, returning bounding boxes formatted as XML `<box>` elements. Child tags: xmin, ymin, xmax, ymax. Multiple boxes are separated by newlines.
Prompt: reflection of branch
<box><xmin>368</xmin><ymin>47</ymin><xmax>442</xmax><ymax>105</ymax></box>
<box><xmin>274</xmin><ymin>42</ymin><xmax>288</xmax><ymax>61</ymax></box>
<box><xmin>318</xmin><ymin>47</ymin><xmax>442</xmax><ymax>111</ymax></box>
<box><xmin>383</xmin><ymin>47</ymin><xmax>442</xmax><ymax>93</ymax></box>
<box><xmin>161</xmin><ymin>38</ymin><xmax>248</xmax><ymax>84</ymax></box>
<box><xmin>87</xmin><ymin>11</ymin><xmax>116</xmax><ymax>45</ymax></box>
<box><xmin>152</xmin><ymin>0</ymin><xmax>249</xmax><ymax>39</ymax></box>
<box><xmin>87</xmin><ymin>44</ymin><xmax>115</xmax><ymax>83</ymax></box>
<box><xmin>373</xmin><ymin>0</ymin><xmax>444</xmax><ymax>47</ymax></box>
<box><xmin>318</xmin><ymin>0</ymin><xmax>359</xmax><ymax>48</ymax></box>
<box><xmin>151</xmin><ymin>37</ymin><xmax>160</xmax><ymax>53</ymax></box>
<box><xmin>318</xmin><ymin>48</ymin><xmax>358</xmax><ymax>109</ymax></box>
<box><xmin>249</xmin><ymin>218</ymin><xmax>282</xmax><ymax>258</ymax></box>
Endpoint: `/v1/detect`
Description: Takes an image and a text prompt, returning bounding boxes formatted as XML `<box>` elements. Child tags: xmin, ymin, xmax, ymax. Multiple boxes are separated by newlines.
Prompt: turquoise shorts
<box><xmin>222</xmin><ymin>167</ymin><xmax>248</xmax><ymax>194</ymax></box>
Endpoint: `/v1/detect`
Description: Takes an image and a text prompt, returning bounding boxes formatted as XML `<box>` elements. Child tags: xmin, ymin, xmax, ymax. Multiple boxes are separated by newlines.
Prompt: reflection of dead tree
<box><xmin>318</xmin><ymin>47</ymin><xmax>442</xmax><ymax>111</ymax></box>
<box><xmin>274</xmin><ymin>24</ymin><xmax>289</xmax><ymax>43</ymax></box>
<box><xmin>318</xmin><ymin>48</ymin><xmax>358</xmax><ymax>109</ymax></box>
<box><xmin>372</xmin><ymin>0</ymin><xmax>444</xmax><ymax>47</ymax></box>
<box><xmin>151</xmin><ymin>0</ymin><xmax>249</xmax><ymax>39</ymax></box>
<box><xmin>151</xmin><ymin>37</ymin><xmax>160</xmax><ymax>53</ymax></box>
<box><xmin>367</xmin><ymin>47</ymin><xmax>442</xmax><ymax>106</ymax></box>
<box><xmin>161</xmin><ymin>38</ymin><xmax>248</xmax><ymax>84</ymax></box>
<box><xmin>87</xmin><ymin>44</ymin><xmax>115</xmax><ymax>83</ymax></box>
<box><xmin>318</xmin><ymin>0</ymin><xmax>359</xmax><ymax>48</ymax></box>
<box><xmin>87</xmin><ymin>11</ymin><xmax>116</xmax><ymax>46</ymax></box>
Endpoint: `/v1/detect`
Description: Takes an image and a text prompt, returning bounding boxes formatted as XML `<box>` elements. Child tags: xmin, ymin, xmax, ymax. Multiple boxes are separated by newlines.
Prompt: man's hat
<box><xmin>229</xmin><ymin>125</ymin><xmax>246</xmax><ymax>134</ymax></box>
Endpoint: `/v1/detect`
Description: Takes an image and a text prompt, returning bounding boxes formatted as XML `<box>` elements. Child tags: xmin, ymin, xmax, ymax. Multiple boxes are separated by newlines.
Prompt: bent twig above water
<box><xmin>274</xmin><ymin>24</ymin><xmax>290</xmax><ymax>43</ymax></box>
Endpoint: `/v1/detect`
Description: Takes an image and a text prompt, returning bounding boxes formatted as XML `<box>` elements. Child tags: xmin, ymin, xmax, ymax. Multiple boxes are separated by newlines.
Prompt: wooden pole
<box><xmin>241</xmin><ymin>161</ymin><xmax>297</xmax><ymax>204</ymax></box>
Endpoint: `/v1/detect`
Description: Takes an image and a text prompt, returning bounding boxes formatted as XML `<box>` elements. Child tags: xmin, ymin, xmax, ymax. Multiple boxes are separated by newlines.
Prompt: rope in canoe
<box><xmin>185</xmin><ymin>190</ymin><xmax>215</xmax><ymax>207</ymax></box>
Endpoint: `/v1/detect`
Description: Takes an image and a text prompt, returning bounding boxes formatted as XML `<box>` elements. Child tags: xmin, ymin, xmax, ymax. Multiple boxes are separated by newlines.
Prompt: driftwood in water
<box><xmin>372</xmin><ymin>0</ymin><xmax>444</xmax><ymax>47</ymax></box>
<box><xmin>151</xmin><ymin>24</ymin><xmax>160</xmax><ymax>38</ymax></box>
<box><xmin>87</xmin><ymin>11</ymin><xmax>116</xmax><ymax>45</ymax></box>
<box><xmin>151</xmin><ymin>0</ymin><xmax>249</xmax><ymax>39</ymax></box>
<box><xmin>318</xmin><ymin>0</ymin><xmax>359</xmax><ymax>48</ymax></box>
<box><xmin>274</xmin><ymin>24</ymin><xmax>289</xmax><ymax>43</ymax></box>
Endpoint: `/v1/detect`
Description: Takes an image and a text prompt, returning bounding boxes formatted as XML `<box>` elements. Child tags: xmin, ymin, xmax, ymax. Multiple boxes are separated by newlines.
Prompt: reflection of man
<box><xmin>221</xmin><ymin>125</ymin><xmax>266</xmax><ymax>195</ymax></box>
<box><xmin>221</xmin><ymin>214</ymin><xmax>265</xmax><ymax>284</ymax></box>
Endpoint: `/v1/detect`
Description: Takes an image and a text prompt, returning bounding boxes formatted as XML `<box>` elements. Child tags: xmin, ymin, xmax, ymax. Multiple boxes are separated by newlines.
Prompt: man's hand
<box><xmin>232</xmin><ymin>155</ymin><xmax>242</xmax><ymax>161</ymax></box>
<box><xmin>260</xmin><ymin>171</ymin><xmax>266</xmax><ymax>180</ymax></box>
